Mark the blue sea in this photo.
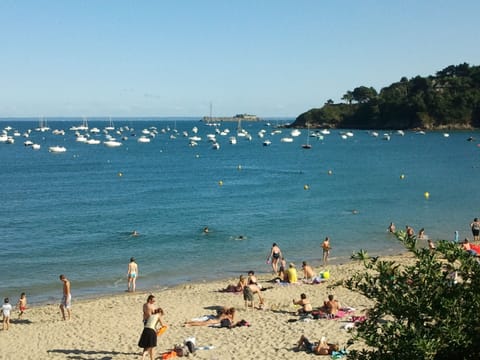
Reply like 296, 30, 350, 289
1, 118, 479, 305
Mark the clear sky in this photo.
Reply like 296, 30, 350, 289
1, 0, 479, 118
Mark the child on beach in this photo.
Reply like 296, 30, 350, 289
17, 292, 27, 318
2, 298, 13, 330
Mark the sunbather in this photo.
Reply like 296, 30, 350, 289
296, 334, 339, 355
184, 307, 235, 327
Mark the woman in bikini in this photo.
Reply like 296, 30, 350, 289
267, 243, 282, 274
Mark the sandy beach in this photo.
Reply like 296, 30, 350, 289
0, 254, 412, 360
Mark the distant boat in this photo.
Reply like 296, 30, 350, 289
105, 117, 115, 131
280, 137, 294, 143
383, 134, 391, 141
49, 146, 67, 153
104, 140, 122, 147
302, 125, 312, 149
291, 129, 301, 137
263, 139, 272, 146
137, 136, 151, 143
35, 117, 50, 132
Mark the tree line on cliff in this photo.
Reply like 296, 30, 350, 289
293, 63, 480, 130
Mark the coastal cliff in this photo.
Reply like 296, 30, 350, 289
291, 63, 480, 130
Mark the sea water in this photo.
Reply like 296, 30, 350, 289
1, 118, 479, 304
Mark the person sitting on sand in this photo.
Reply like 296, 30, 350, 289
184, 307, 235, 327
285, 263, 298, 283
462, 238, 478, 256
301, 261, 316, 283
278, 257, 287, 281
247, 270, 262, 288
293, 293, 313, 315
322, 294, 340, 316
221, 275, 245, 293
428, 239, 436, 252
296, 334, 340, 355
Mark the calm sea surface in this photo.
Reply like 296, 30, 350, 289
1, 118, 479, 304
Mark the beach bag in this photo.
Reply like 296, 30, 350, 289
184, 337, 196, 354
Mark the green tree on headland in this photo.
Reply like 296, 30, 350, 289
345, 232, 480, 360
293, 63, 480, 130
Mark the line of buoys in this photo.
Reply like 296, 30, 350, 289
304, 184, 310, 190
424, 191, 430, 199
218, 180, 223, 186
400, 174, 405, 179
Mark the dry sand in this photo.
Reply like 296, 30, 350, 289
0, 254, 412, 360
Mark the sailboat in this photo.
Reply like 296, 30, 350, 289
302, 124, 312, 149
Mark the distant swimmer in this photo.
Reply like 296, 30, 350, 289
388, 222, 396, 233
131, 230, 139, 237
203, 227, 209, 234
235, 235, 247, 240
352, 209, 359, 215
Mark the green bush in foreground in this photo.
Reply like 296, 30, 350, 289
345, 231, 480, 360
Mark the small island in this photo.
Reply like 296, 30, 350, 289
290, 63, 480, 130
202, 113, 260, 123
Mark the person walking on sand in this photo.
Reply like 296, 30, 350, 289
17, 292, 27, 318
59, 274, 72, 320
322, 237, 331, 265
138, 308, 166, 360
471, 218, 480, 242
127, 257, 138, 292
267, 243, 282, 274
2, 298, 12, 330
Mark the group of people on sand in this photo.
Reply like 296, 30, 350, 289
267, 240, 331, 283
222, 271, 265, 308
293, 293, 341, 317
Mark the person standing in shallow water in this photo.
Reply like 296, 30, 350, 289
470, 218, 480, 242
322, 237, 331, 265
267, 243, 282, 274
127, 257, 138, 292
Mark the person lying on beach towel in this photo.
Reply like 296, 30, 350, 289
295, 334, 340, 355
184, 307, 235, 327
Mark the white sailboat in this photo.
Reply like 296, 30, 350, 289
302, 124, 312, 149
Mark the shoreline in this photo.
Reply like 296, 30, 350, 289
25, 246, 408, 308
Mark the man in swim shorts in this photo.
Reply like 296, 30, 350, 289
59, 274, 71, 320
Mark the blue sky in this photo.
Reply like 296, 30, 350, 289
1, 0, 479, 118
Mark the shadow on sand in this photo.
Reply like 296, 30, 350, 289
47, 349, 138, 360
